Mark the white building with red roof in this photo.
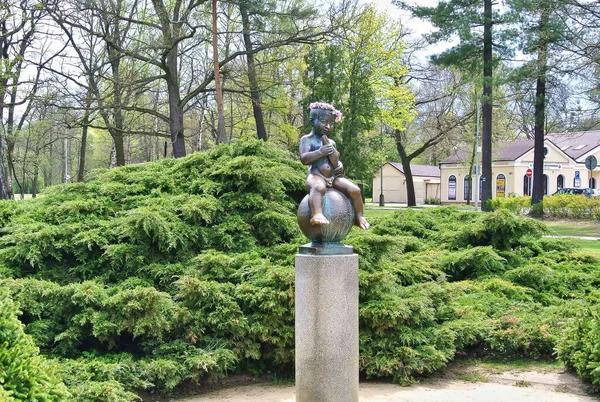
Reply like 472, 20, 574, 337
372, 162, 441, 204
438, 130, 600, 204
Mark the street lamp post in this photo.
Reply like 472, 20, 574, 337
379, 164, 385, 206
64, 138, 70, 183
379, 122, 385, 207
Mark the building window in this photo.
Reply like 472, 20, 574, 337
448, 175, 456, 200
523, 175, 532, 196
557, 175, 564, 190
543, 174, 548, 195
496, 174, 506, 198
463, 176, 471, 200
448, 175, 457, 200
590, 177, 597, 189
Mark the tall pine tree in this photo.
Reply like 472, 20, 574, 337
506, 0, 577, 208
398, 0, 509, 210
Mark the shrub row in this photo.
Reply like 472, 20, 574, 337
489, 193, 600, 219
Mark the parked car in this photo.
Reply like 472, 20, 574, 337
551, 188, 600, 197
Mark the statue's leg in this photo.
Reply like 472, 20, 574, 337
334, 178, 370, 230
307, 175, 329, 225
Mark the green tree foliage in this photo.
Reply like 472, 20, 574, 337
304, 5, 414, 183
1, 142, 600, 398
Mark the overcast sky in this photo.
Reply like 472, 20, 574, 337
374, 0, 439, 36
371, 0, 450, 58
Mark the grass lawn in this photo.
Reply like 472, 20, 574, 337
541, 219, 600, 237
363, 203, 438, 219
364, 206, 400, 219
577, 240, 600, 257
513, 217, 600, 257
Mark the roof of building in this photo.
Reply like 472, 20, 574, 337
439, 149, 468, 165
440, 130, 600, 165
388, 162, 441, 178
547, 131, 600, 161
494, 139, 536, 161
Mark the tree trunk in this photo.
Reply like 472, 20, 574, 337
0, 124, 13, 199
109, 142, 117, 168
44, 142, 53, 188
77, 104, 90, 181
111, 126, 126, 166
395, 129, 417, 207
239, 1, 267, 141
403, 161, 417, 207
212, 0, 227, 144
32, 165, 38, 198
112, 107, 126, 166
113, 131, 126, 168
0, 71, 11, 198
466, 107, 479, 206
531, 71, 546, 207
6, 76, 23, 197
32, 133, 41, 197
7, 140, 23, 198
532, 9, 549, 209
78, 124, 88, 181
481, 0, 493, 211
110, 57, 128, 166
166, 47, 187, 157
168, 88, 186, 157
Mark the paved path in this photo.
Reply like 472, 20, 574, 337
180, 370, 597, 402
544, 235, 600, 241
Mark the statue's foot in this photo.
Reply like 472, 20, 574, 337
356, 216, 370, 230
310, 213, 330, 225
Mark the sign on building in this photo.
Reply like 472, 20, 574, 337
496, 174, 506, 198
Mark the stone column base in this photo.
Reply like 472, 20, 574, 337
295, 253, 359, 402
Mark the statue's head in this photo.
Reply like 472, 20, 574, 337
308, 102, 342, 129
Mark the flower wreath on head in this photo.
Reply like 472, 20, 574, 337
309, 102, 343, 122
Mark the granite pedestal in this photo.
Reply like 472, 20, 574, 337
295, 253, 359, 402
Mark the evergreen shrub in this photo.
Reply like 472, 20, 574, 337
437, 246, 506, 281
1, 141, 599, 397
557, 306, 600, 391
424, 197, 440, 205
487, 195, 531, 214
0, 288, 69, 400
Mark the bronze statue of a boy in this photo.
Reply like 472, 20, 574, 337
299, 102, 369, 230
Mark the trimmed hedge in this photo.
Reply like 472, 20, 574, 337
489, 193, 600, 219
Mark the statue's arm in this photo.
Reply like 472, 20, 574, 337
334, 160, 344, 176
300, 136, 331, 166
323, 136, 340, 168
